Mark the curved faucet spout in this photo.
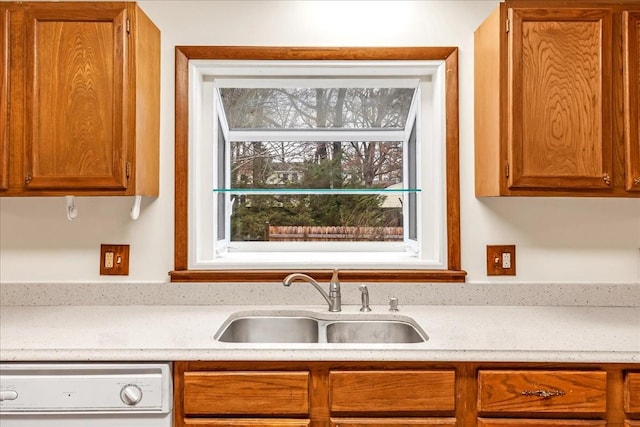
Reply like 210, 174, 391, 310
283, 271, 341, 312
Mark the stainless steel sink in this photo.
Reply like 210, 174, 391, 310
214, 310, 428, 344
325, 320, 425, 343
216, 316, 319, 343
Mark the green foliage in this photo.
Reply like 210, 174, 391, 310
230, 157, 393, 241
231, 195, 315, 241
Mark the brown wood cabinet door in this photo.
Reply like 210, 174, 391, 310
23, 4, 128, 191
507, 8, 613, 191
477, 420, 606, 427
182, 371, 310, 416
625, 10, 640, 192
477, 370, 607, 416
183, 420, 310, 427
329, 370, 455, 415
331, 418, 456, 427
626, 372, 640, 416
0, 7, 8, 191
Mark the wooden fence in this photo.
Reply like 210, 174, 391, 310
267, 225, 403, 242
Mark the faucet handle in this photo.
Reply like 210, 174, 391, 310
329, 269, 340, 291
359, 285, 372, 312
389, 297, 399, 312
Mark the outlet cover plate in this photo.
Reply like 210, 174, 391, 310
100, 244, 130, 276
486, 244, 516, 276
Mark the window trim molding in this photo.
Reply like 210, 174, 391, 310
172, 46, 465, 283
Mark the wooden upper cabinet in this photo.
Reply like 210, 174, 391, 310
0, 7, 8, 192
24, 4, 127, 190
508, 8, 612, 191
624, 10, 640, 192
2, 2, 159, 196
475, 2, 638, 197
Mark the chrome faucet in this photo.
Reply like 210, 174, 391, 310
283, 269, 341, 312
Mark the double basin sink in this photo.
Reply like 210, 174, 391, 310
214, 310, 428, 344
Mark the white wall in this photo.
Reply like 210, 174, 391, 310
1, 1, 639, 284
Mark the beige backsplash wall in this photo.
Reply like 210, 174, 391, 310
0, 1, 639, 285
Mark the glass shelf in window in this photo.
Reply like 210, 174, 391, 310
213, 188, 421, 195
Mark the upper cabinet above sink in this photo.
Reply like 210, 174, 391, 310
474, 1, 640, 197
0, 2, 160, 197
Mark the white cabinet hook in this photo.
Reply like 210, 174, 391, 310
130, 195, 142, 220
65, 195, 78, 220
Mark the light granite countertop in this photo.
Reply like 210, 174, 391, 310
1, 304, 638, 363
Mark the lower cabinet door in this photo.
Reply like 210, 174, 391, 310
331, 419, 456, 427
329, 370, 456, 415
477, 370, 607, 416
626, 421, 640, 427
183, 420, 310, 427
183, 371, 310, 416
477, 420, 607, 427
626, 372, 640, 416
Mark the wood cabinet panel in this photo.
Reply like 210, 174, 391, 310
1, 2, 159, 197
508, 8, 613, 191
474, 2, 639, 197
330, 418, 456, 427
183, 371, 310, 416
624, 10, 640, 191
329, 370, 455, 415
0, 7, 8, 191
478, 420, 607, 427
477, 370, 607, 416
174, 361, 640, 427
23, 4, 127, 190
183, 420, 310, 427
626, 372, 640, 415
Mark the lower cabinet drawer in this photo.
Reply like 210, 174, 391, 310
183, 420, 310, 427
477, 370, 607, 416
329, 370, 456, 415
331, 419, 456, 427
626, 372, 640, 416
627, 421, 640, 427
477, 420, 607, 427
183, 371, 310, 416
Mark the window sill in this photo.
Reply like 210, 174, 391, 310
169, 269, 467, 283
204, 250, 442, 269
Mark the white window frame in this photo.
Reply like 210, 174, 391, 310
187, 60, 448, 270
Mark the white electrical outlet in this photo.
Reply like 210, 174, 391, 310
502, 252, 511, 269
104, 252, 115, 268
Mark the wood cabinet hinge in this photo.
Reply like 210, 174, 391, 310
126, 19, 131, 35
505, 162, 510, 178
126, 162, 131, 179
505, 18, 510, 33
25, 173, 32, 185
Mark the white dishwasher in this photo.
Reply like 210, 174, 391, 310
0, 362, 172, 426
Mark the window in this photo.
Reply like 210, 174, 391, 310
173, 47, 464, 283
